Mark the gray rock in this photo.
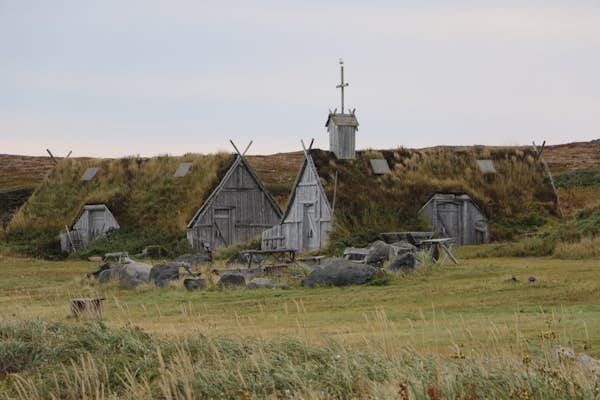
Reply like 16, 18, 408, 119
183, 278, 207, 291
87, 262, 115, 279
387, 252, 416, 271
301, 259, 377, 288
97, 269, 113, 283
551, 345, 575, 361
121, 262, 152, 281
247, 277, 275, 289
576, 353, 600, 376
120, 275, 145, 289
117, 262, 152, 288
365, 240, 391, 265
246, 277, 289, 289
150, 264, 180, 287
217, 274, 246, 288
225, 252, 262, 266
174, 253, 212, 265
389, 240, 417, 255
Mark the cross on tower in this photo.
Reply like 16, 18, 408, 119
336, 59, 349, 114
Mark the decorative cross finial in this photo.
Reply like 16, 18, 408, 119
335, 58, 349, 114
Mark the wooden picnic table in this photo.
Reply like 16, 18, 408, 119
419, 238, 459, 266
239, 249, 296, 269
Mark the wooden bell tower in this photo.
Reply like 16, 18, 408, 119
326, 59, 358, 160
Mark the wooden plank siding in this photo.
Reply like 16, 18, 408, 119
187, 155, 282, 251
60, 204, 120, 252
262, 152, 332, 252
418, 193, 489, 246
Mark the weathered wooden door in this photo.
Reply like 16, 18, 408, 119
436, 202, 460, 244
213, 209, 232, 248
301, 203, 315, 251
88, 210, 105, 240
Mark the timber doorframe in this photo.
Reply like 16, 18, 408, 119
213, 208, 233, 247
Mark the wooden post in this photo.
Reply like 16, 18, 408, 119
331, 171, 338, 214
533, 141, 564, 218
46, 149, 58, 165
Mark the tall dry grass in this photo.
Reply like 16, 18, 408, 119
1, 314, 598, 399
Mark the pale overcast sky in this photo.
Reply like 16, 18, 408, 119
1, 1, 599, 157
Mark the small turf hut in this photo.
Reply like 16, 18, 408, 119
187, 147, 283, 251
418, 193, 489, 246
60, 204, 119, 252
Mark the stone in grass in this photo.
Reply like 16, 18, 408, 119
149, 264, 180, 287
365, 240, 391, 265
301, 259, 377, 288
118, 262, 153, 288
246, 277, 290, 290
217, 274, 246, 288
183, 278, 207, 291
387, 252, 416, 272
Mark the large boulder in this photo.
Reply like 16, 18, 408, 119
301, 259, 377, 288
184, 278, 207, 291
387, 252, 416, 272
150, 264, 180, 287
365, 241, 391, 265
217, 274, 246, 288
118, 262, 152, 288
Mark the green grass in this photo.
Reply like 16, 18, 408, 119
555, 167, 600, 189
0, 255, 599, 398
0, 255, 598, 350
459, 202, 600, 259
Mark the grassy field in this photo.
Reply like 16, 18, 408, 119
1, 255, 599, 352
1, 255, 599, 398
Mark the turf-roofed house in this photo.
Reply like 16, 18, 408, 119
263, 62, 559, 252
60, 204, 120, 252
186, 142, 283, 251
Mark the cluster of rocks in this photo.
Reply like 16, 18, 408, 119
87, 256, 290, 291
88, 259, 202, 289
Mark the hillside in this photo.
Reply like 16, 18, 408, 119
543, 141, 600, 215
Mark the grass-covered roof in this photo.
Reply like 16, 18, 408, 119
306, 147, 557, 251
5, 146, 557, 257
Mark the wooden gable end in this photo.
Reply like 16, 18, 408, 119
187, 155, 283, 250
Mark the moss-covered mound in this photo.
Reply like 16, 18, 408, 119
6, 154, 234, 257
309, 147, 557, 251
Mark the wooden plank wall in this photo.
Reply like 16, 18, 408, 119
188, 160, 281, 251
262, 159, 332, 251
